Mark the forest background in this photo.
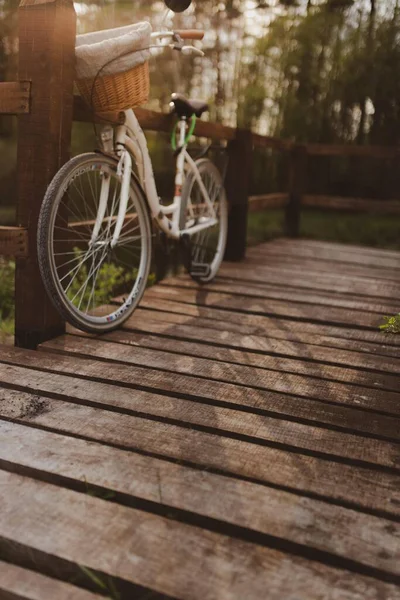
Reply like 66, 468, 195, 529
1, 0, 400, 241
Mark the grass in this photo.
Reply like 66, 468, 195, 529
380, 314, 400, 334
0, 206, 16, 226
247, 208, 400, 250
0, 259, 15, 345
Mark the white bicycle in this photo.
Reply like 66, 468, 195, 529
37, 0, 228, 334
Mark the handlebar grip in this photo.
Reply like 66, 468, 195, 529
175, 29, 205, 40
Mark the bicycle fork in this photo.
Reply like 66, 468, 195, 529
89, 149, 132, 249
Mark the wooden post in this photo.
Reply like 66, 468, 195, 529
224, 129, 253, 262
285, 144, 307, 238
15, 0, 76, 349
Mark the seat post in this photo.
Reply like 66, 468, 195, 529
177, 117, 188, 147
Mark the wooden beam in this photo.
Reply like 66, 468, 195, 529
15, 0, 76, 350
248, 193, 289, 212
252, 132, 292, 151
302, 195, 400, 214
0, 226, 28, 258
225, 129, 253, 261
306, 143, 400, 158
286, 145, 307, 237
73, 95, 236, 141
0, 81, 31, 114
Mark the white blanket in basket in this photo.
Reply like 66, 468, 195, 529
75, 22, 152, 80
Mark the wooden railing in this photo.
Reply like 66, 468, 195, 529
0, 0, 399, 348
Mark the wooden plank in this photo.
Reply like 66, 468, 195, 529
248, 193, 289, 212
2, 349, 400, 445
2, 470, 398, 600
161, 276, 399, 314
0, 82, 30, 115
138, 296, 400, 348
306, 143, 400, 158
15, 0, 76, 348
26, 336, 400, 417
303, 194, 400, 214
41, 332, 400, 399
97, 324, 400, 378
144, 285, 386, 328
0, 227, 28, 258
266, 238, 400, 260
1, 385, 400, 517
122, 306, 400, 359
218, 264, 400, 301
243, 253, 400, 282
2, 421, 400, 576
248, 241, 400, 270
0, 561, 102, 600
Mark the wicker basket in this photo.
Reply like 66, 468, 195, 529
76, 60, 150, 117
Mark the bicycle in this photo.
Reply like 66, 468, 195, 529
37, 0, 228, 334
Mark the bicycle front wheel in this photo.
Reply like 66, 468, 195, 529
37, 153, 152, 333
180, 158, 228, 283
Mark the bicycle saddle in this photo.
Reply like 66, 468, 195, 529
170, 93, 209, 118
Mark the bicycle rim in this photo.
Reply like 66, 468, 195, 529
181, 159, 228, 283
38, 154, 151, 332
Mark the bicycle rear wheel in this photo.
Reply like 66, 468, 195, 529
180, 158, 228, 283
37, 153, 152, 333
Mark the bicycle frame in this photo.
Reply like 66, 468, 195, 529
107, 108, 217, 244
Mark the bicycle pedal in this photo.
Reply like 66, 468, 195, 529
190, 262, 211, 278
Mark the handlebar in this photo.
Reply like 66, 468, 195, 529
175, 30, 205, 40
150, 29, 205, 57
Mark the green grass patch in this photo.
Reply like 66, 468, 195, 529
380, 314, 400, 334
0, 259, 15, 345
0, 206, 16, 226
247, 208, 400, 251
300, 209, 400, 250
247, 209, 285, 246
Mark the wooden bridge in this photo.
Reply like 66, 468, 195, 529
1, 0, 400, 597
1, 238, 400, 599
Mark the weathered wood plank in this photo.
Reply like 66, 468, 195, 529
266, 238, 400, 260
137, 297, 400, 348
2, 470, 398, 600
0, 81, 30, 115
0, 561, 102, 600
3, 354, 400, 446
4, 347, 400, 422
144, 285, 386, 328
161, 276, 399, 314
0, 227, 28, 258
40, 333, 400, 398
1, 388, 400, 518
248, 241, 400, 270
243, 254, 400, 282
2, 421, 400, 576
218, 264, 400, 301
86, 325, 400, 378
122, 307, 400, 359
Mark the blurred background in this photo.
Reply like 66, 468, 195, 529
1, 0, 400, 246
